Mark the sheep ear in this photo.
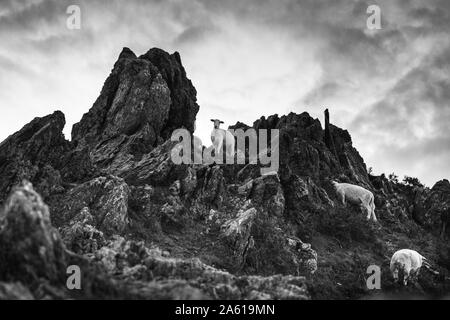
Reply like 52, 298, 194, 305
210, 119, 215, 122
220, 121, 224, 124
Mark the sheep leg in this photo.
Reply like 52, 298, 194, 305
403, 268, 410, 286
392, 268, 399, 282
372, 209, 377, 222
358, 198, 370, 220
365, 204, 371, 220
414, 268, 420, 281
339, 193, 346, 206
370, 204, 376, 221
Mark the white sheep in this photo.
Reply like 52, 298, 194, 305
390, 249, 426, 286
210, 119, 235, 159
332, 181, 377, 221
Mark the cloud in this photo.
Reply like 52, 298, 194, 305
350, 44, 450, 185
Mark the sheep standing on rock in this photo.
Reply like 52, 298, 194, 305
332, 181, 377, 222
210, 119, 235, 160
390, 249, 427, 286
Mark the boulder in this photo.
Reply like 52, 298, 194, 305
0, 181, 67, 285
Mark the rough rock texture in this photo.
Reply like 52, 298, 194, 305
0, 181, 67, 285
52, 175, 130, 235
139, 48, 200, 139
415, 179, 450, 237
60, 207, 106, 255
71, 47, 199, 175
93, 236, 309, 300
1, 47, 449, 300
247, 112, 371, 187
250, 173, 285, 217
0, 111, 68, 202
0, 282, 34, 300
221, 206, 256, 267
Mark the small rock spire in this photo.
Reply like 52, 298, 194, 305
324, 108, 340, 166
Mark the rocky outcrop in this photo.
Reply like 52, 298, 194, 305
52, 175, 130, 235
415, 179, 450, 237
60, 207, 106, 255
0, 111, 68, 202
94, 236, 309, 300
1, 46, 449, 300
71, 47, 199, 175
139, 48, 200, 139
120, 140, 189, 186
249, 173, 285, 217
195, 165, 227, 209
72, 48, 170, 150
232, 111, 371, 187
0, 181, 67, 285
221, 206, 256, 267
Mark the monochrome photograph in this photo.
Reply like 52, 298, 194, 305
0, 0, 449, 308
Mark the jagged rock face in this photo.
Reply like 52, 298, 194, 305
328, 124, 370, 186
139, 48, 199, 139
94, 236, 309, 300
249, 173, 285, 217
221, 206, 256, 267
71, 47, 199, 173
0, 111, 68, 201
241, 111, 371, 186
370, 176, 450, 237
60, 207, 106, 255
417, 180, 450, 236
120, 140, 190, 186
195, 165, 227, 208
0, 182, 67, 285
72, 48, 169, 149
2, 47, 450, 300
52, 175, 129, 235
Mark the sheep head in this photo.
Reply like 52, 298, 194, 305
210, 119, 224, 129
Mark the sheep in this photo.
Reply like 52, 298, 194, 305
210, 119, 235, 160
332, 181, 377, 222
390, 249, 427, 285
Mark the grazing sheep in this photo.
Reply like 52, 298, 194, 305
332, 181, 377, 221
390, 249, 426, 285
210, 119, 235, 159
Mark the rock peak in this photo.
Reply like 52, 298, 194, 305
70, 47, 199, 173
118, 47, 137, 60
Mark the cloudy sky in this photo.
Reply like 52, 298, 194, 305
0, 0, 449, 186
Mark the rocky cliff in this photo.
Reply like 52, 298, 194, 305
0, 47, 449, 299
